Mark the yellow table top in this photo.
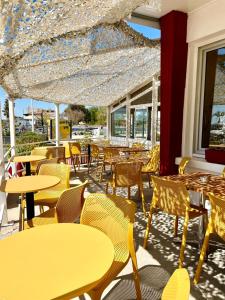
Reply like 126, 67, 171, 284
0, 224, 114, 300
0, 175, 60, 194
13, 155, 46, 163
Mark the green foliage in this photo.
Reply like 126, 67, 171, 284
3, 99, 9, 119
63, 105, 106, 125
15, 131, 48, 155
88, 106, 106, 125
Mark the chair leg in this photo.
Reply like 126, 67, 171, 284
179, 213, 189, 268
174, 216, 179, 237
112, 186, 116, 195
20, 195, 26, 231
128, 186, 131, 199
194, 222, 213, 284
147, 173, 151, 189
139, 184, 146, 217
39, 205, 44, 214
143, 205, 154, 248
106, 182, 109, 193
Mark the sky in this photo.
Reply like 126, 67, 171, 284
0, 22, 160, 118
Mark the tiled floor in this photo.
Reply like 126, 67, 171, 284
1, 165, 225, 300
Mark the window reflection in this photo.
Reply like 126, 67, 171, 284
134, 109, 147, 138
202, 46, 225, 147
111, 106, 126, 137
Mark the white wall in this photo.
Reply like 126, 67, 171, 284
187, 0, 225, 43
181, 0, 225, 172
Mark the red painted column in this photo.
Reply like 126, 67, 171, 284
159, 11, 188, 175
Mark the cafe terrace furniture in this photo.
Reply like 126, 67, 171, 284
80, 193, 142, 300
0, 175, 60, 222
174, 156, 191, 237
25, 181, 87, 229
34, 146, 66, 163
33, 163, 70, 210
35, 157, 59, 174
194, 193, 225, 284
69, 142, 89, 171
143, 176, 207, 268
13, 154, 46, 176
106, 161, 146, 216
30, 148, 49, 173
141, 145, 160, 188
164, 172, 225, 197
178, 157, 191, 175
0, 223, 114, 300
162, 268, 190, 300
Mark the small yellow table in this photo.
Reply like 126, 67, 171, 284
0, 224, 114, 300
0, 175, 60, 220
13, 155, 46, 176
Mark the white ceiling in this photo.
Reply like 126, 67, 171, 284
135, 0, 214, 18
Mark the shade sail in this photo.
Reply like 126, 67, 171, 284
0, 1, 160, 106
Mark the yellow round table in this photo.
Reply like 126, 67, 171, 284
0, 224, 114, 300
0, 175, 60, 220
13, 155, 46, 176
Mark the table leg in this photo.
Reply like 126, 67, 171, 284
25, 161, 34, 220
25, 162, 31, 176
26, 192, 35, 220
87, 144, 91, 171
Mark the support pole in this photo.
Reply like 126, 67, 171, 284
31, 99, 34, 132
8, 98, 16, 176
126, 95, 131, 146
55, 103, 60, 146
106, 106, 111, 140
151, 76, 158, 146
0, 102, 8, 225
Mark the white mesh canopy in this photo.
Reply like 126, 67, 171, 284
0, 0, 160, 106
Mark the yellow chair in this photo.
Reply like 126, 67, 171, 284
106, 161, 146, 216
143, 176, 207, 267
30, 148, 48, 174
162, 268, 190, 300
141, 145, 160, 188
25, 181, 87, 229
132, 142, 144, 149
194, 193, 225, 284
178, 157, 191, 175
99, 147, 120, 181
34, 163, 71, 208
80, 193, 142, 300
35, 158, 59, 174
20, 163, 71, 230
69, 142, 88, 171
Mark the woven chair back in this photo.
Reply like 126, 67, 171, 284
80, 193, 136, 263
208, 193, 225, 240
103, 147, 120, 159
178, 157, 191, 175
132, 142, 144, 149
151, 176, 190, 217
91, 144, 100, 158
36, 158, 59, 174
144, 146, 160, 172
69, 142, 81, 156
115, 161, 142, 187
38, 163, 70, 191
56, 181, 87, 223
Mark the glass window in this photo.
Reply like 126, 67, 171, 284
111, 106, 126, 137
134, 109, 147, 138
201, 46, 225, 148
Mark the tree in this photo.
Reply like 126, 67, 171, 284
3, 99, 9, 119
63, 104, 91, 124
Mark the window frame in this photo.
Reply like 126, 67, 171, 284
194, 39, 225, 154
